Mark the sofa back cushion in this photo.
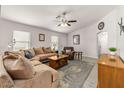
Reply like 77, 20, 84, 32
64, 47, 74, 51
3, 53, 34, 80
43, 47, 52, 53
33, 47, 44, 55
0, 55, 14, 88
65, 49, 71, 53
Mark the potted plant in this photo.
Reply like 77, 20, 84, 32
109, 47, 117, 55
109, 47, 117, 61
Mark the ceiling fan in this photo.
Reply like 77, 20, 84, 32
56, 12, 77, 27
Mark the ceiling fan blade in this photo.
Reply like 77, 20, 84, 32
67, 23, 71, 26
57, 24, 61, 26
68, 20, 77, 23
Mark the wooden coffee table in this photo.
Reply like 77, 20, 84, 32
48, 55, 68, 69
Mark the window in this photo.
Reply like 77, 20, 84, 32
51, 36, 59, 51
13, 31, 31, 51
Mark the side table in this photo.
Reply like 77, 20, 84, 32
74, 51, 83, 61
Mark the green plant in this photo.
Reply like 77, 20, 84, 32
109, 47, 117, 52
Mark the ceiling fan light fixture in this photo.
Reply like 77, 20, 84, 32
56, 12, 77, 27
60, 23, 68, 27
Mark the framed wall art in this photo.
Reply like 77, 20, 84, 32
39, 34, 45, 41
73, 35, 80, 45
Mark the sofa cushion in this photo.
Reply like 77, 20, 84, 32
30, 54, 47, 61
30, 56, 41, 61
34, 64, 58, 82
3, 54, 34, 80
24, 50, 33, 59
33, 47, 44, 55
44, 53, 56, 57
29, 60, 42, 66
14, 79, 33, 88
0, 55, 14, 88
33, 53, 56, 61
38, 54, 48, 60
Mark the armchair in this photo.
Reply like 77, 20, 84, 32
62, 47, 74, 60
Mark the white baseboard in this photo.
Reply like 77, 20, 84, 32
82, 56, 98, 63
82, 56, 98, 60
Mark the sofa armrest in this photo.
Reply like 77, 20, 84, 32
0, 55, 14, 88
71, 51, 76, 55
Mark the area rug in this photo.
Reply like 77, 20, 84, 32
58, 60, 95, 88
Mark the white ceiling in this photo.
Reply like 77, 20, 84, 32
1, 5, 117, 33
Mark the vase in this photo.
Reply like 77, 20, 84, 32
110, 52, 116, 61
110, 51, 116, 55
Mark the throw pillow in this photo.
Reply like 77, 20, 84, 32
46, 47, 52, 53
33, 47, 44, 55
3, 54, 34, 80
19, 48, 36, 57
0, 55, 14, 88
66, 49, 71, 53
24, 50, 33, 59
42, 47, 52, 53
26, 48, 35, 57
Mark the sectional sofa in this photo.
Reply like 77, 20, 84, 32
0, 47, 59, 88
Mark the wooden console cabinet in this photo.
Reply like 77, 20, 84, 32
97, 54, 124, 88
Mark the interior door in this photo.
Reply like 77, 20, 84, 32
97, 31, 108, 57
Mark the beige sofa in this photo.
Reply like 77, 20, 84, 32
0, 55, 59, 88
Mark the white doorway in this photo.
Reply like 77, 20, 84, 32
97, 31, 108, 57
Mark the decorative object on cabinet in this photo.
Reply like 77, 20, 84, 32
118, 17, 124, 36
73, 35, 80, 45
109, 47, 117, 61
109, 47, 117, 55
39, 34, 45, 41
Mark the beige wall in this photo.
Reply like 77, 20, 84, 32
1, 6, 124, 60
67, 22, 98, 58
67, 8, 118, 59
0, 18, 67, 53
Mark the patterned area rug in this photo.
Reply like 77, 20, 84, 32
58, 60, 95, 88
